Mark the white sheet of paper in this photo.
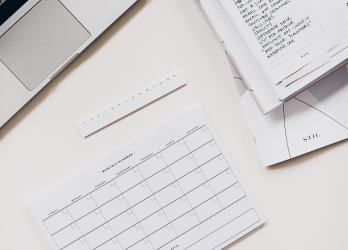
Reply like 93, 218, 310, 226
218, 0, 335, 83
234, 65, 348, 167
316, 0, 348, 50
30, 107, 265, 250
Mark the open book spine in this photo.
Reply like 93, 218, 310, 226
197, 0, 282, 113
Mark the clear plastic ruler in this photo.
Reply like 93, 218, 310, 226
77, 72, 186, 138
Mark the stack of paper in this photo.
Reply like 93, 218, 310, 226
199, 0, 348, 112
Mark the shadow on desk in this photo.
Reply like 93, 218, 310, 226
0, 0, 148, 141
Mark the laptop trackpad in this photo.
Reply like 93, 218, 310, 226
0, 0, 90, 90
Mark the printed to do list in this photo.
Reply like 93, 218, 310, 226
31, 108, 265, 250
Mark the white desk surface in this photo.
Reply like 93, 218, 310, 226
1, 1, 348, 249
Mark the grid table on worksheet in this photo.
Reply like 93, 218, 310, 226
40, 126, 261, 250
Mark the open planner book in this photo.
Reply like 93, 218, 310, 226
199, 0, 348, 113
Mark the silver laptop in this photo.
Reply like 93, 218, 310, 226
0, 0, 137, 128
